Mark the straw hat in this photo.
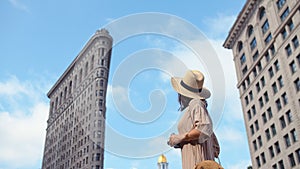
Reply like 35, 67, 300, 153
171, 70, 211, 99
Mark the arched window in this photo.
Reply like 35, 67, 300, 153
91, 55, 94, 70
258, 7, 266, 20
64, 86, 68, 100
237, 41, 243, 52
69, 81, 72, 95
74, 75, 77, 90
85, 62, 89, 76
247, 25, 254, 37
79, 69, 83, 82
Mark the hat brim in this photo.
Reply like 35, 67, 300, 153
171, 77, 211, 99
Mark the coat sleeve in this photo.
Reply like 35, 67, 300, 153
190, 101, 213, 143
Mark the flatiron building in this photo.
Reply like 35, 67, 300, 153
41, 29, 112, 169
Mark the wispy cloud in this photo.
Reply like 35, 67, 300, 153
0, 75, 50, 169
203, 14, 236, 39
8, 0, 30, 13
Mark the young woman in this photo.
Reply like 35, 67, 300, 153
168, 70, 220, 169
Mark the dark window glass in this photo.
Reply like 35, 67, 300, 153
259, 7, 266, 20
266, 128, 271, 140
253, 51, 259, 62
262, 20, 269, 34
271, 124, 276, 136
240, 53, 246, 65
281, 28, 287, 39
288, 153, 296, 167
285, 110, 292, 123
289, 61, 297, 74
277, 0, 286, 9
292, 36, 299, 49
275, 141, 281, 154
250, 38, 257, 50
294, 78, 300, 92
269, 146, 275, 158
265, 33, 272, 44
285, 44, 292, 56
280, 116, 286, 129
280, 7, 290, 21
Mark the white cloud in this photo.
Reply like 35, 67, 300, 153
8, 0, 30, 13
0, 75, 50, 169
203, 14, 236, 39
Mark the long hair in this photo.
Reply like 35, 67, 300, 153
178, 94, 208, 111
178, 94, 193, 111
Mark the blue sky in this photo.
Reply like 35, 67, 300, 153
0, 0, 251, 169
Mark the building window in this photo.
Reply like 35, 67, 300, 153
276, 99, 282, 111
269, 67, 274, 78
247, 110, 252, 120
266, 129, 271, 140
285, 44, 292, 56
250, 125, 255, 135
280, 7, 290, 21
261, 152, 266, 164
280, 116, 286, 129
286, 110, 292, 123
278, 160, 284, 169
240, 53, 246, 65
281, 92, 288, 105
281, 28, 287, 40
259, 7, 266, 20
85, 62, 89, 76
253, 68, 258, 77
258, 136, 263, 147
271, 124, 277, 136
259, 97, 264, 108
284, 134, 291, 147
275, 141, 281, 154
255, 120, 259, 131
252, 105, 256, 115
267, 107, 273, 119
252, 51, 259, 62
257, 61, 262, 71
262, 113, 267, 124
274, 60, 280, 72
288, 153, 296, 167
272, 82, 278, 94
291, 129, 298, 142
287, 20, 294, 31
95, 153, 100, 161
294, 78, 300, 92
242, 82, 246, 91
276, 0, 286, 10
270, 44, 276, 55
248, 25, 254, 37
237, 41, 243, 52
265, 33, 272, 44
269, 146, 275, 158
261, 76, 266, 87
256, 83, 261, 93
249, 91, 253, 100
272, 164, 277, 169
265, 52, 271, 62
289, 61, 297, 74
256, 156, 261, 168
250, 38, 257, 50
292, 36, 299, 49
246, 77, 250, 86
278, 76, 284, 88
262, 20, 269, 34
296, 149, 300, 164
264, 92, 269, 103
242, 66, 248, 75
253, 140, 258, 151
245, 96, 249, 105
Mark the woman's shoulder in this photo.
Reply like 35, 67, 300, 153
188, 98, 207, 108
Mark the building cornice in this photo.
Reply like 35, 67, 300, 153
223, 0, 258, 49
47, 29, 112, 98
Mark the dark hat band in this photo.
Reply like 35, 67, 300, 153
180, 80, 202, 93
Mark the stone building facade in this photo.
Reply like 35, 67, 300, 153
41, 29, 112, 169
224, 0, 300, 168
